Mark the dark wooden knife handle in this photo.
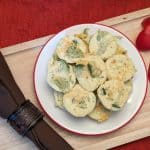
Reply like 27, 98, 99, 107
0, 52, 25, 107
0, 52, 73, 150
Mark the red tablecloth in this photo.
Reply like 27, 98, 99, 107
0, 0, 150, 149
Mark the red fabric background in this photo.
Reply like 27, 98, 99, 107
0, 0, 150, 48
0, 0, 150, 149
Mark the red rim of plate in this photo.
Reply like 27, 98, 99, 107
33, 23, 148, 136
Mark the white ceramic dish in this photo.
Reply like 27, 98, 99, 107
34, 24, 148, 135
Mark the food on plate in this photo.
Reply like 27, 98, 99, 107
89, 30, 117, 60
47, 57, 76, 93
115, 44, 127, 54
63, 84, 96, 117
75, 28, 91, 44
75, 55, 107, 91
56, 35, 88, 63
47, 27, 136, 122
106, 54, 136, 81
54, 91, 64, 109
97, 79, 132, 111
88, 101, 111, 122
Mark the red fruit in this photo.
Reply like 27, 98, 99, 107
142, 17, 150, 28
144, 25, 150, 34
136, 25, 150, 51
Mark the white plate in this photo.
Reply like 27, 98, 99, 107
34, 24, 148, 135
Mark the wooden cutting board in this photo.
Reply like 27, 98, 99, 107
0, 8, 150, 150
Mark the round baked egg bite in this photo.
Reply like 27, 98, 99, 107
89, 30, 117, 60
56, 35, 88, 63
106, 54, 136, 81
63, 84, 96, 117
53, 91, 64, 109
75, 55, 107, 91
47, 56, 76, 93
97, 79, 132, 111
88, 101, 111, 122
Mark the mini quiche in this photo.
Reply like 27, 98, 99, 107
54, 91, 64, 109
97, 79, 132, 111
47, 57, 76, 93
106, 54, 136, 81
88, 101, 111, 122
89, 30, 117, 60
56, 35, 88, 63
75, 55, 107, 91
75, 28, 91, 44
63, 84, 96, 117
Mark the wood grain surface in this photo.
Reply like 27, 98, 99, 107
0, 8, 150, 150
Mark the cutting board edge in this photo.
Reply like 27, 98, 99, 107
0, 8, 150, 56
